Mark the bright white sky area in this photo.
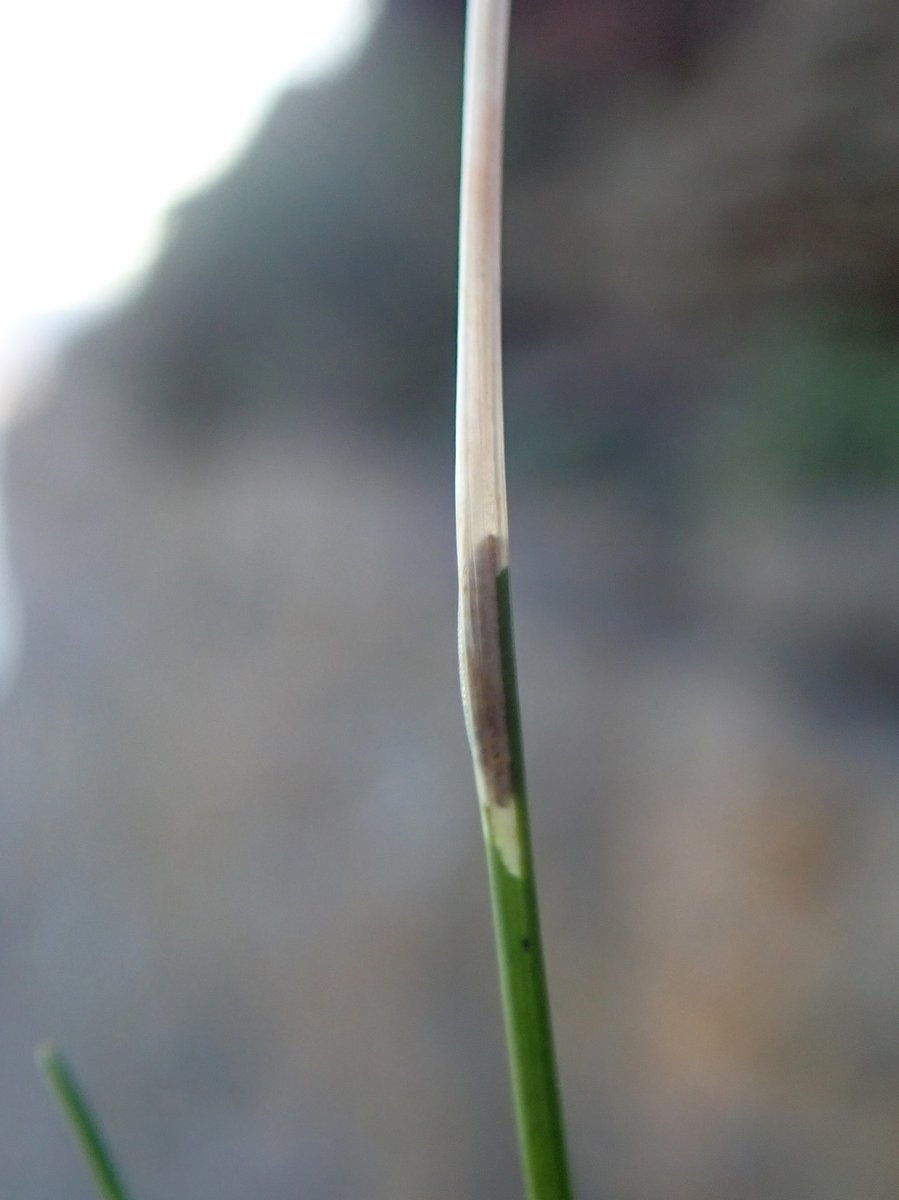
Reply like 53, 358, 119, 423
0, 0, 375, 406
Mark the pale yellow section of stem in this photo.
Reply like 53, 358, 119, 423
485, 802, 523, 878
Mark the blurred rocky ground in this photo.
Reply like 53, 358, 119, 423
4, 1, 899, 1198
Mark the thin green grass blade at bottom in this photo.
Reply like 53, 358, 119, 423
36, 1044, 134, 1200
484, 566, 574, 1200
486, 842, 575, 1199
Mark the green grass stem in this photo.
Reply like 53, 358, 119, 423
487, 567, 575, 1198
455, 1, 575, 1196
36, 1044, 134, 1200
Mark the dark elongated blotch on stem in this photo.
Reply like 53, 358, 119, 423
460, 532, 514, 808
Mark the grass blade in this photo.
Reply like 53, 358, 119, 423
455, 2, 575, 1197
36, 1044, 134, 1200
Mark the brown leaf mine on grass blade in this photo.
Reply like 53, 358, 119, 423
460, 532, 513, 808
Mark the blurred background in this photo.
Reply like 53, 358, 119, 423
4, 0, 899, 1196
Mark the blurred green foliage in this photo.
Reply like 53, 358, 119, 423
706, 313, 899, 497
